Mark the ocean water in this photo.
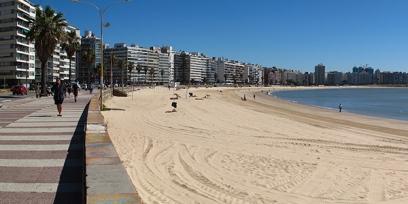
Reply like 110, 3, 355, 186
272, 88, 408, 121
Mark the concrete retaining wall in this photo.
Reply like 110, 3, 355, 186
85, 91, 142, 204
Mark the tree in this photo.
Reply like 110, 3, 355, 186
118, 59, 127, 89
61, 30, 80, 83
160, 69, 164, 84
135, 64, 141, 85
148, 67, 155, 85
81, 47, 95, 84
27, 6, 67, 95
143, 66, 148, 85
109, 53, 116, 87
96, 63, 102, 80
128, 61, 135, 85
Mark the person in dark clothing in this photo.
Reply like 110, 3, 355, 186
52, 78, 65, 116
34, 83, 40, 98
338, 104, 343, 112
72, 83, 79, 103
67, 84, 72, 97
64, 83, 67, 97
89, 83, 93, 94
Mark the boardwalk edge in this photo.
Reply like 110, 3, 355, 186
85, 92, 143, 204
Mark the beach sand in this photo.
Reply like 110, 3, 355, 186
103, 86, 408, 204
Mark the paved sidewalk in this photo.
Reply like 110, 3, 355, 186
0, 93, 92, 203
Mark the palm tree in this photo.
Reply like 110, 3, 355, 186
109, 53, 116, 88
148, 67, 155, 86
118, 59, 127, 90
27, 6, 67, 95
143, 66, 148, 85
127, 62, 135, 85
135, 64, 141, 85
96, 63, 102, 81
160, 69, 164, 84
81, 47, 95, 84
61, 30, 80, 83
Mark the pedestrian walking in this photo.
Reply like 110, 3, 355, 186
64, 83, 67, 97
89, 84, 93, 94
67, 84, 72, 97
253, 94, 256, 100
338, 103, 343, 112
72, 83, 79, 103
51, 78, 65, 117
35, 83, 40, 98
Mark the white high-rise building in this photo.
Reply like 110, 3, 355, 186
244, 63, 263, 84
174, 52, 209, 84
0, 0, 35, 87
104, 43, 174, 84
215, 58, 245, 83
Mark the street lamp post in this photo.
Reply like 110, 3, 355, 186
72, 0, 130, 110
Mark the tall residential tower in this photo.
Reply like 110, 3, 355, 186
0, 0, 36, 87
314, 63, 326, 85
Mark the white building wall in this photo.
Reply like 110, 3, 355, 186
0, 0, 36, 86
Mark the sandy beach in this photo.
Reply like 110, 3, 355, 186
103, 86, 408, 204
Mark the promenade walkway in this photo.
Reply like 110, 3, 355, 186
0, 92, 92, 203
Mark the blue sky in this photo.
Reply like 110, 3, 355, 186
33, 0, 408, 72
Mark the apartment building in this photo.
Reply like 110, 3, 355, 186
104, 43, 173, 85
77, 30, 101, 84
244, 63, 263, 84
0, 0, 35, 87
314, 63, 326, 85
174, 52, 209, 84
215, 58, 245, 83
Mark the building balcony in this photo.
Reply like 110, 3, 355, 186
16, 48, 29, 54
16, 57, 29, 62
17, 21, 30, 30
16, 13, 29, 21
16, 39, 30, 46
17, 4, 31, 15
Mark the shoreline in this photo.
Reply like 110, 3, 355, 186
232, 87, 408, 138
265, 86, 408, 122
103, 86, 408, 204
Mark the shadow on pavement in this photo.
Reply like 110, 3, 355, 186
54, 103, 89, 204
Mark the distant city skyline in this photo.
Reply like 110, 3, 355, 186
34, 0, 408, 72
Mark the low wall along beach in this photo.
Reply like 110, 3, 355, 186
103, 86, 408, 204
